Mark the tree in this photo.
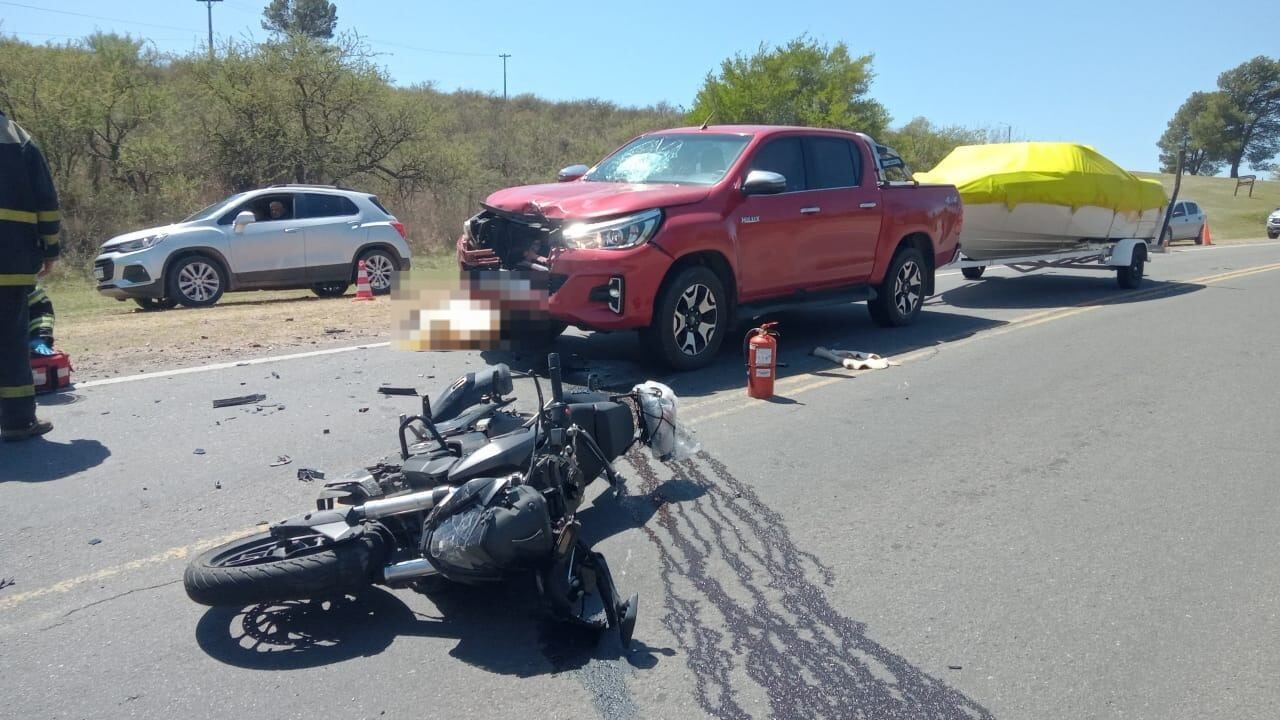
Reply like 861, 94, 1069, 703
688, 36, 889, 136
1213, 56, 1280, 177
262, 0, 338, 39
1157, 92, 1225, 176
883, 117, 989, 173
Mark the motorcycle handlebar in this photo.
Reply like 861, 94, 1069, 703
547, 352, 564, 404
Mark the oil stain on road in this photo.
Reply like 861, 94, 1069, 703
627, 450, 993, 720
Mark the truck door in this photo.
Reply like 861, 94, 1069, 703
296, 193, 365, 282
734, 136, 811, 299
221, 192, 306, 287
798, 136, 882, 285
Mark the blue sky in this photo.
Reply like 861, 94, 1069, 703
1, 0, 1274, 173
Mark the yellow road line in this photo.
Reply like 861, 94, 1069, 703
0, 526, 261, 612
684, 260, 1280, 425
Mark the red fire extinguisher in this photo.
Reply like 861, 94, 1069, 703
744, 322, 779, 399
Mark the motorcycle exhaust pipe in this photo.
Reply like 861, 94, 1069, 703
383, 558, 439, 584
357, 486, 452, 520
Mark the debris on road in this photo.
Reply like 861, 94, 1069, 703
812, 346, 898, 371
193, 448, 206, 455
271, 371, 280, 379
323, 428, 330, 434
358, 407, 369, 413
213, 393, 266, 408
88, 538, 101, 545
948, 665, 963, 670
324, 327, 347, 334
297, 468, 325, 482
0, 577, 14, 592
269, 455, 292, 467
378, 386, 418, 396
214, 481, 222, 490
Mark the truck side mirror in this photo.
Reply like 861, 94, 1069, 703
742, 170, 787, 195
233, 211, 256, 233
558, 164, 589, 182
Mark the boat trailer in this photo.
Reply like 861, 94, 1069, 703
942, 238, 1151, 290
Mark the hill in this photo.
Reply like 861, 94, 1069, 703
1134, 172, 1280, 242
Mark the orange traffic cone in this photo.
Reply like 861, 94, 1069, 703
1200, 221, 1213, 246
352, 260, 375, 301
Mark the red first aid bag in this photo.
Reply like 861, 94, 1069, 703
31, 351, 73, 393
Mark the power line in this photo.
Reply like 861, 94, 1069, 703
370, 38, 495, 59
0, 29, 187, 41
0, 1, 200, 34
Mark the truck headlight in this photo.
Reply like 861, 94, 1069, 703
561, 209, 662, 250
116, 233, 168, 253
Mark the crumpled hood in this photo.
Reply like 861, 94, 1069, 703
483, 181, 712, 220
101, 223, 182, 250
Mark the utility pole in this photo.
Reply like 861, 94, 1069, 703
499, 53, 512, 100
197, 0, 223, 57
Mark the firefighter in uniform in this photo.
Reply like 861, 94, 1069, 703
0, 109, 61, 441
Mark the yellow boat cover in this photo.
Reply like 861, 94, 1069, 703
916, 142, 1167, 214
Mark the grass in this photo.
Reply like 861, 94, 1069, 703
1134, 172, 1280, 242
39, 250, 459, 324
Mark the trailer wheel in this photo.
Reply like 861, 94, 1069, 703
961, 266, 985, 280
1117, 252, 1145, 290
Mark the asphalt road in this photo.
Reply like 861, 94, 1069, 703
4, 242, 1280, 719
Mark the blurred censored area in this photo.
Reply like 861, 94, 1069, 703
392, 269, 560, 352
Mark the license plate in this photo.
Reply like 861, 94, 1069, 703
93, 267, 105, 280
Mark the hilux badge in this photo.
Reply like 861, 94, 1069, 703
741, 216, 760, 224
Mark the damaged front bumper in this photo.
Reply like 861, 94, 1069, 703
456, 207, 672, 331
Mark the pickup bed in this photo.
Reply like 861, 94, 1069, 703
458, 125, 963, 370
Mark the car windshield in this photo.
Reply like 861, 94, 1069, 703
583, 134, 751, 186
182, 193, 246, 223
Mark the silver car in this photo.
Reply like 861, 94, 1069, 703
93, 185, 412, 309
1266, 207, 1279, 239
1165, 199, 1207, 245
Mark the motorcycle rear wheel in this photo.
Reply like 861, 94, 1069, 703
184, 531, 384, 607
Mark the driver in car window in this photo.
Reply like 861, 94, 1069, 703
267, 200, 286, 220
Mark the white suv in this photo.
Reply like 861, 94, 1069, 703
94, 185, 412, 309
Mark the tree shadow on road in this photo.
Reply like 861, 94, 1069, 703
0, 437, 110, 482
941, 273, 1205, 310
194, 583, 673, 677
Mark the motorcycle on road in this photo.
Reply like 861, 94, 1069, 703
183, 353, 689, 646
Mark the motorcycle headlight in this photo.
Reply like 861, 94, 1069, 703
116, 233, 168, 253
561, 209, 662, 250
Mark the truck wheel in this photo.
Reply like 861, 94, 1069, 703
357, 249, 397, 295
645, 265, 727, 371
1269, 231, 1280, 240
167, 255, 226, 308
961, 266, 985, 280
1117, 251, 1145, 289
868, 246, 926, 327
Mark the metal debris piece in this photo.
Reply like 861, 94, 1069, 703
297, 468, 326, 482
358, 407, 370, 413
323, 429, 330, 434
214, 481, 222, 490
0, 577, 14, 592
269, 455, 292, 467
324, 327, 346, 334
948, 665, 962, 670
271, 371, 280, 379
88, 538, 102, 545
213, 393, 266, 408
193, 448, 206, 455
378, 386, 418, 396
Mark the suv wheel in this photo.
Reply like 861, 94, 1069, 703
357, 249, 396, 295
312, 282, 350, 298
868, 246, 926, 327
1194, 225, 1204, 245
645, 265, 727, 371
168, 255, 226, 308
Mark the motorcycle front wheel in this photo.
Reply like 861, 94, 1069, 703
184, 531, 384, 607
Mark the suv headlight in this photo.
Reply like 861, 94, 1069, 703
115, 233, 168, 253
562, 209, 662, 250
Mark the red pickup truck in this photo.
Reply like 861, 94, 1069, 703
458, 125, 963, 369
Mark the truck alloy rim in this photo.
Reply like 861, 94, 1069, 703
673, 283, 718, 356
178, 261, 220, 301
895, 260, 922, 316
365, 254, 394, 290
